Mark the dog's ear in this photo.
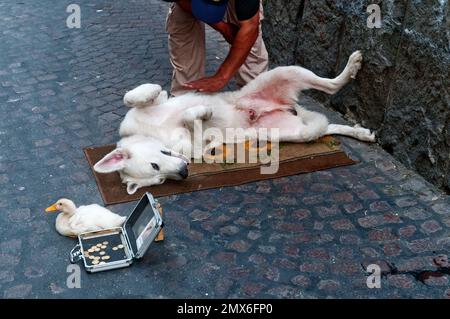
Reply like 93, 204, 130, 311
126, 182, 140, 195
126, 177, 166, 195
94, 148, 129, 173
126, 177, 165, 195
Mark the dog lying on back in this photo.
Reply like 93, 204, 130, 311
94, 51, 375, 194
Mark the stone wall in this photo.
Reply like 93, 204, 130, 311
261, 0, 450, 193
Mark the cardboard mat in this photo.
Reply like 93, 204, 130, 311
84, 137, 357, 205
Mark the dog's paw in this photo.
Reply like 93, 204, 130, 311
155, 90, 168, 105
124, 84, 162, 108
347, 51, 363, 79
200, 107, 213, 121
204, 109, 213, 121
355, 126, 376, 142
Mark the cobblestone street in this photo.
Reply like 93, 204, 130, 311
0, 0, 449, 298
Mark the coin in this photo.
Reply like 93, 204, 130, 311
88, 248, 95, 253
102, 256, 110, 260
84, 252, 90, 257
103, 241, 108, 245
95, 248, 101, 252
100, 251, 106, 255
94, 256, 100, 260
118, 244, 124, 249
92, 260, 99, 265
101, 245, 107, 249
96, 244, 102, 247
112, 247, 118, 251
89, 256, 95, 260
100, 261, 106, 264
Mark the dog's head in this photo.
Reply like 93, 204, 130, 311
94, 136, 189, 194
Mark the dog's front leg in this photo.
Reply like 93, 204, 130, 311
182, 106, 213, 130
182, 106, 214, 161
123, 84, 168, 108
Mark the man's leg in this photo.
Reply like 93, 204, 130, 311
166, 3, 206, 96
226, 1, 269, 88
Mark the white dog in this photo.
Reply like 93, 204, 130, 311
94, 51, 375, 194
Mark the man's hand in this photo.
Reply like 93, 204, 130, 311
178, 3, 260, 94
183, 74, 230, 93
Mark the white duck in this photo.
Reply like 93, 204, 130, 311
45, 198, 126, 237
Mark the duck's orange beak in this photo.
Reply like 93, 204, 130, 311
45, 204, 58, 213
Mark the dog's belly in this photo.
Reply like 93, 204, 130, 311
243, 108, 298, 129
236, 97, 297, 129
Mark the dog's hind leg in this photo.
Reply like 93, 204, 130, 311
255, 110, 375, 143
238, 51, 363, 108
326, 124, 375, 142
123, 84, 168, 108
256, 107, 330, 143
306, 51, 363, 95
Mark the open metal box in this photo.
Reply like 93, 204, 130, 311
69, 192, 164, 273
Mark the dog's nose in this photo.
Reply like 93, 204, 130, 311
179, 166, 189, 179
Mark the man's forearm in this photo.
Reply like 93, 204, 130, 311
216, 14, 260, 80
182, 9, 261, 93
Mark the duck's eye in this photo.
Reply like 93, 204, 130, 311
151, 163, 160, 171
161, 150, 171, 156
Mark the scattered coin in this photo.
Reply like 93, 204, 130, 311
101, 245, 107, 249
94, 256, 100, 260
95, 248, 101, 252
88, 248, 95, 253
96, 244, 102, 247
112, 247, 118, 251
103, 241, 108, 245
118, 244, 124, 249
89, 256, 95, 260
100, 251, 106, 255
92, 260, 99, 265
100, 261, 106, 264
102, 256, 110, 260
